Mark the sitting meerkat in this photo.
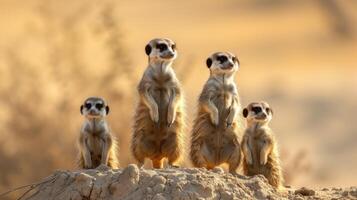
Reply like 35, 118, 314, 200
131, 38, 184, 169
190, 52, 242, 174
242, 102, 283, 189
78, 97, 119, 169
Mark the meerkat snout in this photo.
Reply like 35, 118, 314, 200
80, 97, 109, 119
145, 38, 177, 61
206, 52, 239, 74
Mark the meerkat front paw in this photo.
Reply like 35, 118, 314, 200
210, 113, 219, 127
260, 156, 268, 165
149, 108, 159, 123
167, 109, 176, 127
226, 119, 233, 128
246, 156, 253, 165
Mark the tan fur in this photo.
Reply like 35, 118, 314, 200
242, 102, 283, 189
77, 97, 119, 169
78, 135, 119, 169
190, 52, 242, 173
131, 38, 184, 168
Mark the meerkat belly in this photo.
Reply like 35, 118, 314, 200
202, 131, 235, 164
152, 87, 170, 123
250, 136, 266, 170
87, 135, 104, 165
213, 92, 232, 125
201, 135, 216, 164
142, 132, 173, 158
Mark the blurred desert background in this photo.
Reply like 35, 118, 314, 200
0, 0, 356, 198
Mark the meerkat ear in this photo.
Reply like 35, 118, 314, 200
105, 105, 110, 115
235, 57, 240, 66
206, 58, 212, 68
145, 44, 152, 55
80, 105, 84, 115
243, 108, 248, 118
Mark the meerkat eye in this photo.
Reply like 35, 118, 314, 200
85, 103, 92, 109
156, 43, 168, 52
95, 103, 104, 110
252, 106, 262, 114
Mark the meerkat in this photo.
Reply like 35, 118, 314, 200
131, 38, 184, 169
190, 52, 242, 174
242, 102, 283, 189
78, 97, 119, 169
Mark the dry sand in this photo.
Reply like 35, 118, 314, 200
18, 164, 357, 200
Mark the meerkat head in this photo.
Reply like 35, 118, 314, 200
80, 97, 109, 119
145, 38, 177, 63
206, 52, 239, 75
243, 101, 273, 125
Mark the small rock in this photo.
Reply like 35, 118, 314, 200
146, 187, 153, 194
153, 193, 167, 200
75, 173, 94, 183
184, 168, 200, 174
124, 164, 140, 180
293, 196, 304, 200
349, 188, 357, 197
153, 184, 165, 193
96, 164, 110, 171
342, 190, 349, 196
152, 175, 167, 185
294, 187, 316, 196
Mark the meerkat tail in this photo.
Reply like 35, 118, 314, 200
108, 138, 119, 169
267, 156, 283, 189
190, 138, 205, 167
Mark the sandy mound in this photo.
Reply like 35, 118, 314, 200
20, 164, 356, 200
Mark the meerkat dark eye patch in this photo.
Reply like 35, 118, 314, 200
156, 43, 168, 52
105, 105, 110, 115
243, 108, 248, 118
252, 106, 262, 114
232, 56, 239, 64
266, 108, 273, 114
217, 55, 228, 63
85, 103, 92, 110
145, 44, 152, 55
206, 58, 212, 68
95, 103, 104, 110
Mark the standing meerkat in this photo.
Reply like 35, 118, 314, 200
78, 97, 119, 169
131, 38, 184, 169
242, 102, 283, 189
190, 52, 242, 174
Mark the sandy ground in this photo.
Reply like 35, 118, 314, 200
14, 165, 357, 200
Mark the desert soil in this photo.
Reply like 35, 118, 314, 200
19, 164, 357, 200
